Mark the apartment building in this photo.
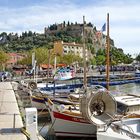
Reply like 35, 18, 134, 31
53, 41, 90, 60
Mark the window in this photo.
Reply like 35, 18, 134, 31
64, 50, 67, 53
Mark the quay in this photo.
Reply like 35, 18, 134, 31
0, 82, 27, 140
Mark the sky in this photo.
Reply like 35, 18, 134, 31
0, 0, 140, 57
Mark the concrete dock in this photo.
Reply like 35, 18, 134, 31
0, 82, 27, 140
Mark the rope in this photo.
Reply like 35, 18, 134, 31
21, 127, 30, 139
46, 118, 56, 136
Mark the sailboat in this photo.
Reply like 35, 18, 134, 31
29, 14, 140, 138
43, 16, 116, 138
42, 14, 131, 138
42, 16, 95, 137
91, 13, 140, 140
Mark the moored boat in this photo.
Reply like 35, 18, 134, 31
97, 118, 140, 140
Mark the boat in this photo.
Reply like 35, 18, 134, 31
45, 86, 108, 137
114, 93, 140, 117
77, 83, 140, 140
54, 67, 75, 80
97, 117, 140, 140
41, 15, 120, 138
78, 90, 140, 140
90, 78, 140, 87
30, 84, 106, 115
39, 77, 83, 94
95, 13, 140, 140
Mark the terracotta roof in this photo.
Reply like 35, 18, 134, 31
40, 64, 53, 69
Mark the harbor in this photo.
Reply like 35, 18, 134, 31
0, 76, 140, 140
1, 1, 140, 139
0, 80, 96, 140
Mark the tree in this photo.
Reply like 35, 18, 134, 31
0, 50, 9, 70
67, 21, 70, 26
89, 57, 96, 65
18, 47, 49, 66
135, 53, 140, 64
95, 55, 106, 65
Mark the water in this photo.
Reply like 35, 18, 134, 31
39, 83, 140, 140
110, 83, 140, 94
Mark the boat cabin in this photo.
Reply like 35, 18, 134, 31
115, 94, 140, 115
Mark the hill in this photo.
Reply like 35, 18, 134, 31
0, 21, 114, 53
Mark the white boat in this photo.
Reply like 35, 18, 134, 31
95, 13, 140, 140
78, 87, 140, 140
114, 93, 140, 117
44, 87, 115, 137
95, 94, 140, 140
54, 67, 75, 81
46, 92, 97, 137
30, 85, 105, 115
97, 118, 140, 140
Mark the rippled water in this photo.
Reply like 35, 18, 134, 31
110, 83, 140, 94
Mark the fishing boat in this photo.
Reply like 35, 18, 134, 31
39, 77, 83, 94
45, 86, 107, 137
43, 16, 112, 137
95, 13, 140, 140
97, 118, 140, 140
96, 90, 140, 140
78, 84, 140, 140
114, 93, 140, 118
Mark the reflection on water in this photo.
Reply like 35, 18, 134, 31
110, 83, 140, 95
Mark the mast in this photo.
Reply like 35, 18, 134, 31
106, 13, 110, 90
47, 49, 51, 82
83, 16, 87, 91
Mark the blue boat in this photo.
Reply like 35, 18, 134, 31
39, 77, 83, 94
90, 78, 140, 87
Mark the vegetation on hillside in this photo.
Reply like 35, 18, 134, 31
0, 21, 134, 67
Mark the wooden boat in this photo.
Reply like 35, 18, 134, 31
31, 77, 83, 94
44, 86, 119, 137
44, 87, 100, 137
30, 85, 105, 112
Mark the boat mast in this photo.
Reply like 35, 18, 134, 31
83, 16, 87, 91
106, 13, 110, 90
47, 49, 51, 83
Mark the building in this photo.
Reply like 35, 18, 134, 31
44, 22, 93, 38
6, 53, 25, 68
53, 41, 91, 60
44, 22, 115, 54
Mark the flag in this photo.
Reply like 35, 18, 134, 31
101, 23, 106, 32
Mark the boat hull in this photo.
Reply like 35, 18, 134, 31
49, 110, 96, 137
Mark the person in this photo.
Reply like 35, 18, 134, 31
99, 66, 102, 75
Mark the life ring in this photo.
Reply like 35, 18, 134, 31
28, 82, 37, 89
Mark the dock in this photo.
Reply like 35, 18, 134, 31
0, 82, 27, 140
